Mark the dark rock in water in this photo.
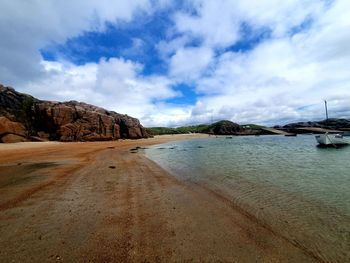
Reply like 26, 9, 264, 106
0, 84, 149, 142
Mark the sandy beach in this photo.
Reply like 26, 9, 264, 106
0, 134, 319, 262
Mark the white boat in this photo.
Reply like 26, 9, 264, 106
315, 133, 349, 146
314, 100, 349, 146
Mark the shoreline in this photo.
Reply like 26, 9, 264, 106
0, 134, 318, 262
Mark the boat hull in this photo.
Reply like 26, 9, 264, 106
315, 134, 349, 145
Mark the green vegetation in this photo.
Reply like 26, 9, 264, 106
146, 124, 209, 135
12, 96, 39, 134
22, 96, 38, 113
146, 120, 265, 135
9, 96, 39, 123
241, 123, 266, 129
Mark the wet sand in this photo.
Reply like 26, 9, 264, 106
0, 135, 319, 262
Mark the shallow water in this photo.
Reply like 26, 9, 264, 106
146, 135, 350, 262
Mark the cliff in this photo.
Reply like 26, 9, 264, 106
0, 84, 149, 143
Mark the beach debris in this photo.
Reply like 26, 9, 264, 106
136, 146, 148, 149
129, 148, 139, 153
130, 146, 147, 153
107, 146, 115, 149
108, 166, 116, 169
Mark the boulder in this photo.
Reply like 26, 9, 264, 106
1, 134, 28, 143
0, 116, 27, 143
0, 116, 26, 136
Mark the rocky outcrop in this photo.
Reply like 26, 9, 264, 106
204, 120, 242, 135
0, 84, 149, 142
280, 118, 350, 132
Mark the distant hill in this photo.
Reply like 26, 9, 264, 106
276, 119, 350, 134
146, 120, 264, 136
147, 118, 350, 136
0, 84, 149, 143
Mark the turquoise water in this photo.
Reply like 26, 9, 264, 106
146, 135, 350, 262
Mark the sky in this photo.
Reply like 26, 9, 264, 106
1, 0, 350, 127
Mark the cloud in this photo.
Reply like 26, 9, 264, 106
1, 0, 350, 127
0, 0, 152, 86
25, 57, 178, 124
172, 0, 326, 49
169, 46, 214, 82
174, 0, 241, 48
163, 0, 350, 125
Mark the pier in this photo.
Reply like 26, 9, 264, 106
261, 127, 296, 136
261, 127, 343, 135
295, 127, 343, 134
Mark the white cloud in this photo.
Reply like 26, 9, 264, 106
1, 0, 350, 127
174, 0, 241, 48
235, 0, 325, 36
0, 0, 152, 86
25, 58, 178, 124
172, 0, 326, 48
169, 46, 214, 82
164, 0, 350, 125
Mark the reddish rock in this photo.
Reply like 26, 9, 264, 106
0, 84, 149, 142
33, 101, 148, 141
0, 116, 27, 143
0, 116, 26, 136
1, 134, 28, 143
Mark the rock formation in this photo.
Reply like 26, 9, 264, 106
0, 116, 27, 143
204, 120, 242, 135
279, 119, 350, 132
0, 84, 149, 143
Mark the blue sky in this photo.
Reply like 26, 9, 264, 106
1, 0, 349, 127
